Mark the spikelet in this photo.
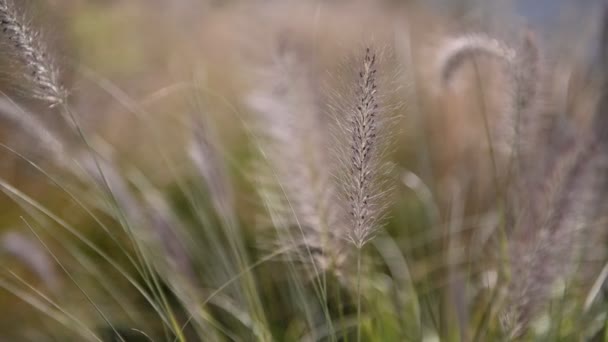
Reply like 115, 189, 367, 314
0, 0, 66, 106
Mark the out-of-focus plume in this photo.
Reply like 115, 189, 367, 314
500, 15, 608, 335
435, 31, 543, 159
503, 141, 607, 337
246, 36, 347, 273
1, 230, 60, 291
436, 33, 516, 87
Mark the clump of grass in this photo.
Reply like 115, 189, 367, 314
432, 24, 608, 338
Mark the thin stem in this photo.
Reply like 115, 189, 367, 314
357, 247, 362, 342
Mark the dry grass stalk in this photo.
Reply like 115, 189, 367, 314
0, 0, 66, 106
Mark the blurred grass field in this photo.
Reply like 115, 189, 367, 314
0, 1, 607, 341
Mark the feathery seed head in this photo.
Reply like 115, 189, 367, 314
335, 46, 396, 249
348, 48, 379, 247
0, 0, 66, 106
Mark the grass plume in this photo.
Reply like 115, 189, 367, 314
336, 47, 394, 249
0, 0, 66, 106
